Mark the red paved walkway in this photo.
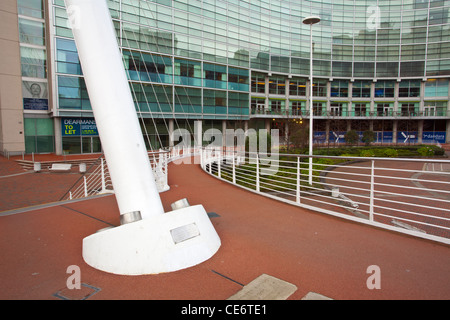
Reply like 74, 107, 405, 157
0, 155, 449, 300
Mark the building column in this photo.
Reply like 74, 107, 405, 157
54, 117, 63, 155
418, 119, 424, 144
0, 1, 25, 155
265, 74, 270, 114
222, 120, 227, 149
285, 77, 290, 116
168, 118, 174, 147
446, 119, 450, 143
392, 120, 398, 144
325, 120, 330, 144
265, 119, 271, 132
194, 120, 202, 148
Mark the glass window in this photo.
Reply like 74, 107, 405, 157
58, 75, 90, 110
425, 79, 449, 97
376, 103, 394, 116
312, 80, 327, 97
175, 87, 202, 113
375, 81, 395, 98
251, 98, 265, 114
352, 81, 371, 98
123, 50, 173, 83
426, 60, 450, 77
353, 62, 375, 78
401, 103, 418, 116
228, 92, 249, 115
289, 78, 307, 96
228, 67, 249, 91
251, 73, 265, 93
423, 101, 447, 116
270, 99, 284, 114
313, 102, 325, 116
203, 63, 227, 89
399, 80, 421, 97
24, 118, 54, 153
174, 59, 202, 86
330, 102, 345, 116
290, 100, 306, 116
18, 18, 45, 46
401, 61, 425, 77
131, 83, 173, 113
20, 46, 47, 78
203, 89, 227, 114
268, 76, 285, 95
271, 55, 289, 73
62, 137, 82, 154
56, 38, 82, 75
18, 0, 44, 19
330, 80, 349, 97
354, 103, 368, 116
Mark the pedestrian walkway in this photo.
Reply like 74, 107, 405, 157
0, 154, 449, 300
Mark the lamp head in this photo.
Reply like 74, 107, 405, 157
303, 16, 321, 25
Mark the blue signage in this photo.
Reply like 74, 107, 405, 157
62, 118, 98, 136
311, 131, 447, 144
314, 131, 327, 143
398, 131, 418, 143
422, 131, 446, 144
23, 98, 48, 110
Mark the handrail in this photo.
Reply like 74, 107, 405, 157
200, 148, 450, 245
59, 153, 106, 201
61, 149, 174, 201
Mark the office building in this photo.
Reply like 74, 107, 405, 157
1, 0, 449, 155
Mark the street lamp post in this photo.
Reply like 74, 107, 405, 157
303, 16, 321, 185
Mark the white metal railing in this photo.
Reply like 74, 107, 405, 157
62, 146, 204, 201
200, 148, 450, 245
63, 157, 113, 200
62, 145, 450, 244
63, 149, 174, 201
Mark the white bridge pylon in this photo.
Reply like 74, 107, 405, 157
65, 0, 220, 275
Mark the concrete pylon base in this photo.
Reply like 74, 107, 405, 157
82, 205, 221, 275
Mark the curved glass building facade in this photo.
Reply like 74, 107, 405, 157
6, 0, 450, 155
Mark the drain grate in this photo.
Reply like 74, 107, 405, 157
53, 283, 101, 300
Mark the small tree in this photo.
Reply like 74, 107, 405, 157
344, 130, 359, 146
290, 124, 309, 150
362, 130, 376, 146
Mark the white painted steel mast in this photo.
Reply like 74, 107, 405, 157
65, 0, 220, 275
65, 0, 163, 220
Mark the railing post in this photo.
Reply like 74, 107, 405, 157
84, 176, 88, 197
164, 152, 168, 186
232, 152, 236, 184
218, 152, 221, 178
369, 160, 375, 222
256, 153, 260, 192
101, 158, 106, 193
209, 152, 212, 174
296, 157, 301, 204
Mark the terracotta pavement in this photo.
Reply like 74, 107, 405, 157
0, 154, 449, 300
